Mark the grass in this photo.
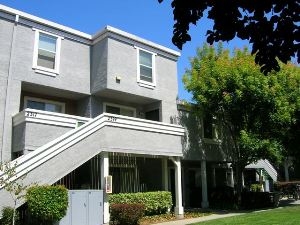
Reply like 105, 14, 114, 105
139, 211, 212, 225
190, 205, 300, 225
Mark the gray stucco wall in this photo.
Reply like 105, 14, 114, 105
13, 122, 73, 153
0, 17, 91, 161
0, 19, 14, 161
91, 39, 108, 93
12, 123, 25, 153
24, 123, 73, 152
0, 19, 13, 78
178, 109, 232, 162
1, 80, 22, 161
10, 24, 90, 94
106, 38, 178, 103
90, 37, 179, 123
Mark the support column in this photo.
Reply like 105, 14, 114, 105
101, 152, 110, 224
162, 158, 168, 191
230, 167, 234, 188
228, 163, 234, 188
170, 157, 184, 218
201, 160, 209, 208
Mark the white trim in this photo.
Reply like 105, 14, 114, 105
2, 113, 185, 188
32, 29, 62, 76
136, 47, 156, 89
24, 96, 66, 113
103, 102, 137, 117
13, 109, 91, 128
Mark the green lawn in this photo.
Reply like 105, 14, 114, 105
190, 206, 300, 225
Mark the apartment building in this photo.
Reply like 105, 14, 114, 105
0, 4, 278, 224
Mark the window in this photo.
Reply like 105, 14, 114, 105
32, 29, 62, 76
24, 96, 65, 113
136, 47, 156, 88
203, 114, 218, 140
104, 103, 136, 117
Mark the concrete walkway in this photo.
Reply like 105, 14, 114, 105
153, 212, 244, 225
153, 198, 300, 225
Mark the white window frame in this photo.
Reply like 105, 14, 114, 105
135, 46, 156, 89
103, 102, 136, 117
24, 96, 66, 113
32, 29, 63, 77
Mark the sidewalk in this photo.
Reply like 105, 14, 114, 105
153, 198, 300, 225
153, 212, 244, 225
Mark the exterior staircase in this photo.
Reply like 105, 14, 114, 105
246, 159, 278, 181
0, 112, 184, 211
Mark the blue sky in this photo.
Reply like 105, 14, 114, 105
1, 0, 248, 100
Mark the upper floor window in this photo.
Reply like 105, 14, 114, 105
203, 114, 218, 140
104, 103, 136, 117
136, 47, 156, 89
32, 29, 62, 76
24, 96, 65, 113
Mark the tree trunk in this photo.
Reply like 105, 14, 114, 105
12, 201, 16, 225
234, 163, 244, 208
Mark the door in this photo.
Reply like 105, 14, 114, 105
58, 190, 103, 225
71, 191, 88, 225
88, 191, 103, 225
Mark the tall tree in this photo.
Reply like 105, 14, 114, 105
183, 43, 300, 205
158, 0, 299, 74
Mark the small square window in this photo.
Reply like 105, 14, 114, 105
136, 48, 156, 88
32, 30, 62, 76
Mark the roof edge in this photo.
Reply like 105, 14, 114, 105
92, 26, 181, 57
0, 4, 92, 39
0, 4, 181, 57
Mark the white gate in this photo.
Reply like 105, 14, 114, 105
58, 190, 103, 225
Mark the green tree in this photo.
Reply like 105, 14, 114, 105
183, 43, 300, 205
0, 162, 30, 225
158, 0, 299, 74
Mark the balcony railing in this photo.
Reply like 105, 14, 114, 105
13, 108, 91, 128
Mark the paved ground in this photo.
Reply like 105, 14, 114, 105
153, 198, 300, 225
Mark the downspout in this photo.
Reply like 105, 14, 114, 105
0, 14, 19, 162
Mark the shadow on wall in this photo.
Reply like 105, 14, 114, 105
170, 108, 233, 162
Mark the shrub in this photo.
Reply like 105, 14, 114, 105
0, 207, 20, 225
209, 186, 236, 209
241, 191, 280, 209
110, 203, 145, 225
250, 184, 263, 192
26, 185, 68, 225
109, 191, 172, 215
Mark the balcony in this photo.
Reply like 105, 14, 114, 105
12, 109, 91, 153
12, 109, 185, 156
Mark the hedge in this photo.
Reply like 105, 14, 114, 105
110, 203, 145, 225
26, 185, 68, 225
241, 191, 280, 209
109, 191, 172, 215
